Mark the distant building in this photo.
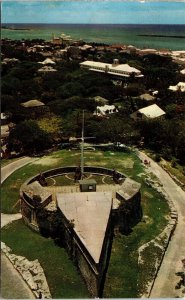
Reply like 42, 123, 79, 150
80, 59, 143, 78
95, 104, 118, 117
139, 93, 156, 102
21, 100, 45, 108
138, 48, 158, 56
79, 44, 92, 51
21, 99, 49, 118
2, 58, 19, 65
51, 33, 79, 47
38, 66, 57, 73
1, 113, 9, 125
169, 82, 185, 92
38, 58, 56, 65
131, 104, 166, 120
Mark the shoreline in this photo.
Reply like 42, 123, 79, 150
2, 28, 31, 31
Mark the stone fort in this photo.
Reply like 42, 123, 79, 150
20, 166, 141, 297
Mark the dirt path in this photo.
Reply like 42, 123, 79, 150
138, 151, 185, 298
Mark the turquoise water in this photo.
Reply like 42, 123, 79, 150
2, 24, 185, 50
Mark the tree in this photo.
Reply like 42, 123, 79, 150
36, 114, 63, 142
8, 120, 52, 154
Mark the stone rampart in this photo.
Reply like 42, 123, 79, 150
1, 242, 51, 299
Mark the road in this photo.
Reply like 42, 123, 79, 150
1, 253, 35, 299
139, 152, 185, 298
1, 156, 36, 299
1, 156, 36, 184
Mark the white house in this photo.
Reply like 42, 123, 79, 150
38, 58, 56, 65
80, 59, 143, 78
21, 100, 45, 108
169, 82, 185, 92
95, 105, 118, 117
131, 104, 166, 120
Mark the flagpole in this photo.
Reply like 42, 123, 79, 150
81, 110, 85, 179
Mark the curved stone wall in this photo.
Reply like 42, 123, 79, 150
20, 166, 125, 232
21, 166, 125, 186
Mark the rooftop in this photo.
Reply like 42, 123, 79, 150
57, 191, 112, 264
1, 113, 8, 120
38, 58, 56, 65
80, 60, 142, 75
117, 178, 141, 201
1, 125, 10, 138
139, 93, 156, 101
96, 104, 117, 116
38, 66, 57, 72
21, 99, 45, 108
169, 82, 185, 92
138, 104, 166, 119
23, 181, 52, 204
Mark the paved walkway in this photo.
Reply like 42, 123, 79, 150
1, 156, 36, 184
138, 151, 185, 298
1, 253, 35, 299
1, 157, 36, 299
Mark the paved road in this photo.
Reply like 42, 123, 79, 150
1, 157, 36, 299
1, 253, 35, 299
1, 156, 36, 184
139, 152, 185, 298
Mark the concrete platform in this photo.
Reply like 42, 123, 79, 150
57, 191, 112, 263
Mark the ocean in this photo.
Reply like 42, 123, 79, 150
2, 23, 185, 51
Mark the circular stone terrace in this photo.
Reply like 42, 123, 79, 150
20, 166, 141, 231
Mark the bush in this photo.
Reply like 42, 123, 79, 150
154, 154, 161, 162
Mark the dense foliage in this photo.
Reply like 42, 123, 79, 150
1, 40, 185, 164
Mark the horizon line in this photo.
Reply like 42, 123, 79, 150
2, 22, 185, 25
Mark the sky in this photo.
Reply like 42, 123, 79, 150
1, 1, 185, 24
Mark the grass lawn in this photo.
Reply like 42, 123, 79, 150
144, 149, 185, 185
104, 186, 169, 297
160, 159, 185, 185
1, 219, 89, 298
1, 149, 170, 297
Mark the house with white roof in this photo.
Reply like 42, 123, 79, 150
38, 66, 57, 72
80, 59, 143, 78
169, 82, 185, 92
95, 105, 118, 117
131, 104, 166, 120
38, 58, 56, 65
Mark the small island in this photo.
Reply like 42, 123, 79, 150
138, 34, 185, 39
2, 25, 31, 31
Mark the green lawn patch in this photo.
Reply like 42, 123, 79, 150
1, 219, 89, 299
